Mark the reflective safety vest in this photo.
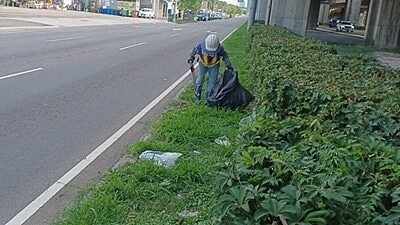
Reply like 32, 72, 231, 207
199, 51, 221, 68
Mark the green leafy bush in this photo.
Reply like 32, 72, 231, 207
214, 25, 400, 225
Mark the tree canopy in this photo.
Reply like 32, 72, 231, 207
178, 0, 202, 12
178, 0, 244, 15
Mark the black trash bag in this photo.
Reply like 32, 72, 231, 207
207, 69, 253, 110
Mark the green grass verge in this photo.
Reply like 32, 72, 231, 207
54, 23, 251, 225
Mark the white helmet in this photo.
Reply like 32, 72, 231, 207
205, 34, 220, 53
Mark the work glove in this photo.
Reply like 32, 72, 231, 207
188, 59, 194, 71
227, 65, 234, 71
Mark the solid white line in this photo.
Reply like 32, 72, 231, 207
0, 68, 43, 81
119, 42, 147, 51
5, 23, 242, 225
221, 26, 240, 43
169, 33, 181, 38
45, 36, 84, 43
5, 64, 193, 225
173, 28, 182, 31
206, 30, 218, 34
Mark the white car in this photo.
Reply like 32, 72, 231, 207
139, 8, 154, 18
336, 21, 354, 32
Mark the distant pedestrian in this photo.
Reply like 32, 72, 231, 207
188, 34, 233, 102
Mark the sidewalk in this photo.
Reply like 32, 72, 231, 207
375, 52, 400, 69
0, 6, 165, 30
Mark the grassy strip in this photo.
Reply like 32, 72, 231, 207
54, 23, 251, 225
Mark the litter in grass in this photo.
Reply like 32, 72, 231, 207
192, 150, 201, 155
240, 115, 253, 125
239, 108, 257, 125
178, 210, 199, 218
139, 150, 182, 168
215, 136, 231, 146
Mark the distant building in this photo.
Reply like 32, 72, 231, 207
137, 0, 169, 18
238, 0, 245, 8
200, 0, 208, 9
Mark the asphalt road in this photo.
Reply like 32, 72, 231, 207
307, 26, 365, 45
0, 8, 247, 224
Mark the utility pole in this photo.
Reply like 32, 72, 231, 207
247, 0, 257, 31
172, 0, 177, 22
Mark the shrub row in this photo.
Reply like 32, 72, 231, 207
214, 25, 400, 225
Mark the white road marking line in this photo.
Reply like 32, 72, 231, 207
169, 33, 181, 38
5, 62, 193, 225
173, 28, 182, 31
221, 26, 240, 43
5, 24, 241, 225
0, 68, 43, 81
45, 36, 84, 43
119, 42, 147, 51
206, 30, 218, 34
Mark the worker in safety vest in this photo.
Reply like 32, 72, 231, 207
188, 34, 233, 102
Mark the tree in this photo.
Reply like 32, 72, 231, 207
178, 0, 202, 13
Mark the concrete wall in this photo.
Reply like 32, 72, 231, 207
266, 0, 311, 35
365, 0, 400, 49
318, 2, 330, 25
265, 0, 273, 25
139, 0, 165, 18
139, 0, 152, 8
255, 0, 267, 21
155, 0, 165, 18
307, 0, 320, 29
345, 0, 362, 24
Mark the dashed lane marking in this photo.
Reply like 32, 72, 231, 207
119, 42, 147, 51
0, 68, 44, 81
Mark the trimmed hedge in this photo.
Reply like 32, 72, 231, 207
214, 25, 400, 225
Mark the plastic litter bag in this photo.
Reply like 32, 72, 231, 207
215, 136, 231, 146
178, 210, 199, 218
207, 69, 253, 110
139, 150, 182, 168
240, 108, 258, 125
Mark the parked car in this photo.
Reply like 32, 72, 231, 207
336, 21, 354, 32
215, 12, 222, 20
328, 19, 340, 28
139, 8, 154, 18
196, 9, 210, 21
